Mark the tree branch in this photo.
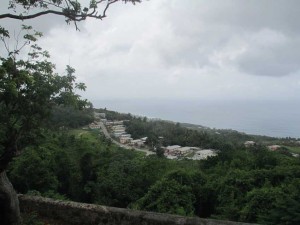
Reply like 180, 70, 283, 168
0, 0, 142, 22
0, 9, 112, 22
0, 10, 70, 20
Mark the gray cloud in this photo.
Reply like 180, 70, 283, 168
237, 33, 300, 76
155, 0, 300, 76
1, 0, 300, 101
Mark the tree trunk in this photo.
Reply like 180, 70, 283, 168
0, 171, 21, 225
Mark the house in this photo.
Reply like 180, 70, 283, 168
113, 131, 126, 137
89, 122, 100, 129
112, 126, 126, 133
165, 145, 181, 152
113, 129, 126, 135
176, 147, 193, 156
105, 121, 114, 126
130, 139, 145, 147
140, 137, 148, 142
244, 141, 256, 147
119, 133, 132, 144
120, 136, 133, 144
120, 134, 131, 138
113, 121, 124, 125
192, 149, 217, 160
163, 145, 181, 156
267, 145, 281, 151
112, 125, 124, 129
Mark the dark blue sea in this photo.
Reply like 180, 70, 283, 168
93, 99, 300, 138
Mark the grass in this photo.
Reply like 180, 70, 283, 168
283, 146, 300, 154
69, 128, 100, 143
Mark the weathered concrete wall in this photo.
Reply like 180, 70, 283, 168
19, 195, 257, 225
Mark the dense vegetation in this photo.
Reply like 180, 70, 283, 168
49, 106, 94, 129
0, 24, 94, 224
7, 109, 300, 224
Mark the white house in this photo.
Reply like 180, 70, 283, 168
120, 137, 133, 144
112, 125, 125, 130
120, 134, 131, 138
192, 149, 217, 160
113, 131, 126, 137
89, 122, 100, 129
140, 137, 148, 141
244, 141, 256, 147
267, 145, 281, 151
176, 147, 193, 156
165, 145, 181, 152
130, 139, 145, 147
113, 121, 124, 125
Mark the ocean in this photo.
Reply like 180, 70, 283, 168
93, 99, 300, 138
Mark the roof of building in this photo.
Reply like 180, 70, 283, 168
178, 147, 192, 151
196, 149, 216, 155
166, 145, 181, 151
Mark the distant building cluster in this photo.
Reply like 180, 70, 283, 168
89, 112, 220, 160
243, 141, 299, 158
163, 145, 218, 160
104, 119, 148, 147
90, 111, 300, 160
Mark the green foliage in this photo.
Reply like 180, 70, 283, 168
0, 26, 10, 38
0, 25, 88, 167
22, 212, 43, 225
7, 128, 300, 223
283, 145, 300, 154
239, 187, 283, 223
134, 178, 196, 216
49, 106, 94, 129
9, 146, 59, 193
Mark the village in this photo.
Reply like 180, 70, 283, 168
89, 112, 300, 160
244, 140, 299, 157
89, 112, 218, 160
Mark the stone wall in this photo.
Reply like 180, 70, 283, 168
19, 195, 257, 225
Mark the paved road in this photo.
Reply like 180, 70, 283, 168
99, 122, 155, 156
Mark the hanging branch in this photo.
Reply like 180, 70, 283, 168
0, 0, 142, 22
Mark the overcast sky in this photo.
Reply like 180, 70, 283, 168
1, 0, 300, 103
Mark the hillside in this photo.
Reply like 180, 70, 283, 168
7, 107, 300, 224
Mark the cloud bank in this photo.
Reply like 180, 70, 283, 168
1, 0, 300, 101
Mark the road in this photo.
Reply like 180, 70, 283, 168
98, 122, 155, 156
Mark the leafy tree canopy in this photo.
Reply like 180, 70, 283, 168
0, 25, 88, 172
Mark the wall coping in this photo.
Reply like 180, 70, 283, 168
19, 195, 258, 225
